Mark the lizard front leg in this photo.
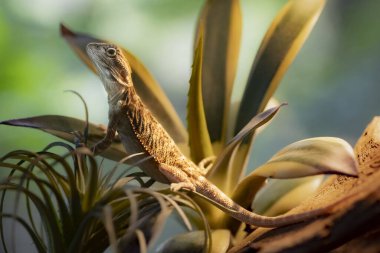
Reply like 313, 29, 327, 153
159, 164, 196, 192
92, 125, 117, 155
92, 102, 122, 155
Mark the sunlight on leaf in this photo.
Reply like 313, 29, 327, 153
252, 176, 324, 216
233, 137, 358, 208
225, 137, 357, 232
235, 0, 326, 131
254, 137, 358, 178
229, 0, 326, 194
187, 32, 214, 163
195, 0, 242, 148
60, 24, 188, 146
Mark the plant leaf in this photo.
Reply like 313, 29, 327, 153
229, 0, 326, 193
252, 176, 324, 216
208, 104, 285, 192
235, 0, 326, 132
0, 115, 127, 161
156, 230, 231, 253
230, 117, 380, 252
224, 137, 357, 232
195, 0, 242, 147
60, 24, 188, 145
187, 32, 214, 163
253, 137, 358, 178
226, 0, 325, 200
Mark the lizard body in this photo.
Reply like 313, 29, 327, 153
86, 43, 332, 227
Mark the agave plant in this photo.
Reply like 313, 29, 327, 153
1, 0, 359, 252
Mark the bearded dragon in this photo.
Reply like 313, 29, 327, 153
86, 42, 334, 227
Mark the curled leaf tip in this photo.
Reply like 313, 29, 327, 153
254, 137, 359, 178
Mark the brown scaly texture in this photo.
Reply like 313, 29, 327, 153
117, 86, 342, 227
124, 86, 196, 172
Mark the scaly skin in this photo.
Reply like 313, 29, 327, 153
86, 42, 333, 227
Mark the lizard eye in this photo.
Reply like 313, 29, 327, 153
106, 47, 117, 57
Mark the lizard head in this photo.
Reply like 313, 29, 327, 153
86, 43, 133, 97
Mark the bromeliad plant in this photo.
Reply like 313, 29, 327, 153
0, 0, 359, 252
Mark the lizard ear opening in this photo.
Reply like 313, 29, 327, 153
113, 68, 132, 87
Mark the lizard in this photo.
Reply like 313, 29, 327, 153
86, 42, 337, 228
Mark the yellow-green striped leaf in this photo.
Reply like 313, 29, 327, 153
235, 0, 326, 132
187, 33, 214, 163
229, 0, 327, 202
195, 0, 242, 147
252, 176, 324, 216
254, 137, 358, 178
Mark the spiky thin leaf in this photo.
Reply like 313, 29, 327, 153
157, 229, 231, 253
1, 214, 46, 252
187, 32, 214, 163
60, 24, 187, 145
208, 104, 285, 192
195, 0, 242, 147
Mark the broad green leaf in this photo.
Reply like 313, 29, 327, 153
229, 0, 326, 203
60, 24, 188, 146
0, 115, 127, 161
208, 104, 286, 193
235, 0, 326, 132
235, 137, 358, 206
195, 0, 242, 147
252, 176, 324, 216
224, 137, 357, 231
254, 137, 358, 178
157, 230, 231, 253
187, 32, 214, 163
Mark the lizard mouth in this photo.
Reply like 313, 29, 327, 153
86, 43, 98, 59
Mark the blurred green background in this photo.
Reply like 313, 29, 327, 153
1, 0, 380, 170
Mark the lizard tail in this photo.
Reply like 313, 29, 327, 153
233, 204, 328, 227
195, 178, 333, 228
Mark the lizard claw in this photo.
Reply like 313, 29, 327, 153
72, 131, 86, 148
197, 156, 216, 175
170, 182, 196, 192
